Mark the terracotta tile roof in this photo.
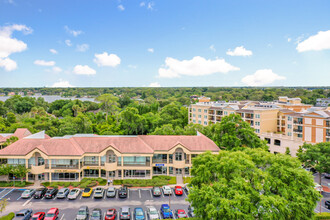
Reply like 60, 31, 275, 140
0, 128, 32, 143
0, 132, 219, 156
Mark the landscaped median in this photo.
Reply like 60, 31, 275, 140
0, 212, 14, 220
183, 177, 191, 184
41, 178, 107, 188
41, 176, 176, 188
114, 176, 176, 187
0, 181, 33, 187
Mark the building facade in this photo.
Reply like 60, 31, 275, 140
0, 131, 219, 182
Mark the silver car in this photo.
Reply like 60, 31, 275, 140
21, 189, 36, 199
68, 188, 80, 200
106, 187, 116, 198
162, 186, 172, 195
120, 206, 131, 220
146, 206, 159, 220
56, 188, 70, 199
93, 187, 104, 199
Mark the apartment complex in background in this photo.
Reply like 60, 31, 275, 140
0, 130, 218, 182
188, 96, 330, 156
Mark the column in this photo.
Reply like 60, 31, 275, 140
49, 172, 52, 183
98, 169, 101, 178
121, 169, 124, 180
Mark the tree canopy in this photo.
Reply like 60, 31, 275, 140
188, 149, 321, 220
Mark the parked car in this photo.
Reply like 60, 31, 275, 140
68, 188, 80, 200
174, 186, 183, 196
45, 188, 58, 199
75, 206, 89, 220
44, 208, 59, 220
105, 208, 117, 220
175, 209, 188, 219
90, 208, 102, 220
93, 187, 104, 199
184, 185, 190, 194
56, 188, 69, 199
107, 187, 116, 198
314, 184, 323, 192
325, 200, 330, 209
21, 189, 36, 199
187, 205, 195, 217
82, 188, 93, 197
13, 209, 33, 220
34, 188, 47, 199
152, 187, 162, 197
134, 207, 145, 220
325, 173, 330, 179
162, 186, 172, 195
305, 167, 317, 174
118, 187, 128, 198
160, 204, 173, 219
146, 206, 159, 220
31, 212, 45, 220
120, 206, 131, 219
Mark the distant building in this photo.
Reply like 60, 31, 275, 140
198, 96, 211, 103
18, 92, 24, 96
316, 98, 330, 107
8, 92, 15, 96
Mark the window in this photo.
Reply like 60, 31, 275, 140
255, 114, 260, 119
175, 152, 183, 161
288, 132, 292, 136
255, 129, 260, 133
274, 139, 281, 146
288, 124, 292, 129
193, 108, 196, 112
117, 157, 122, 166
298, 134, 303, 138
224, 111, 228, 115
255, 121, 260, 126
198, 115, 201, 118
198, 120, 201, 124
204, 121, 207, 125
265, 138, 271, 144
193, 120, 196, 123
193, 114, 196, 117
108, 155, 116, 163
184, 167, 189, 175
326, 138, 330, 142
198, 109, 201, 112
169, 167, 173, 175
204, 109, 207, 113
288, 116, 292, 121
204, 115, 207, 119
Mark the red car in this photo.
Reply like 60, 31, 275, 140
44, 208, 59, 220
105, 208, 117, 220
31, 212, 45, 220
175, 186, 183, 196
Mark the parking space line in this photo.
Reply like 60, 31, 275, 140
172, 211, 176, 219
139, 189, 141, 199
0, 188, 14, 200
60, 214, 65, 220
183, 189, 188, 197
103, 213, 105, 219
128, 189, 130, 199
149, 189, 152, 198
158, 210, 162, 219
22, 197, 33, 207
103, 192, 106, 200
53, 195, 56, 200
145, 211, 148, 220
16, 196, 21, 201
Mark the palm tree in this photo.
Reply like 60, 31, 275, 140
96, 94, 120, 121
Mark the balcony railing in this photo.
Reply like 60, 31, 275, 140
51, 164, 79, 169
293, 120, 303, 124
293, 129, 303, 133
83, 162, 99, 166
28, 164, 49, 169
152, 159, 167, 163
123, 162, 150, 167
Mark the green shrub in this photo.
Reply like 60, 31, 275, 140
42, 182, 50, 187
113, 180, 123, 185
0, 212, 15, 220
183, 177, 191, 184
315, 212, 330, 220
63, 182, 71, 187
71, 182, 80, 187
168, 176, 177, 185
87, 181, 98, 188
96, 177, 107, 185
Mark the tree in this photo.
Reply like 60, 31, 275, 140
207, 114, 268, 151
96, 94, 120, 121
285, 147, 291, 155
2, 136, 19, 148
12, 165, 29, 183
0, 164, 13, 182
30, 107, 38, 118
6, 112, 16, 124
0, 199, 8, 214
297, 142, 330, 186
188, 149, 321, 220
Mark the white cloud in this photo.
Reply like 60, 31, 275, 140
76, 44, 89, 52
147, 48, 154, 53
0, 57, 17, 71
296, 30, 330, 52
52, 66, 62, 73
140, 2, 145, 6
158, 56, 239, 78
149, 82, 161, 87
287, 38, 292, 42
64, 26, 83, 37
34, 60, 55, 66
140, 1, 154, 10
241, 69, 286, 86
118, 5, 125, 11
209, 45, 216, 52
227, 46, 253, 56
51, 79, 74, 87
93, 52, 121, 67
49, 49, 58, 54
65, 39, 72, 47
73, 65, 96, 75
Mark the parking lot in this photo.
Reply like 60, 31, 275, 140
0, 187, 190, 219
314, 173, 330, 213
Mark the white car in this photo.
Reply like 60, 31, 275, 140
68, 188, 80, 200
147, 206, 160, 220
162, 186, 172, 195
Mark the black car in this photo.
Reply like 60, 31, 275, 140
324, 173, 330, 179
325, 200, 330, 209
34, 187, 48, 199
118, 187, 128, 198
45, 188, 58, 199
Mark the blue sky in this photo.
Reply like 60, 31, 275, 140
0, 0, 330, 87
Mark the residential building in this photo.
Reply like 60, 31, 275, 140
316, 98, 330, 107
0, 131, 219, 182
0, 128, 32, 149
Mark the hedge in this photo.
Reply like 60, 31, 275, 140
113, 176, 176, 187
183, 177, 191, 184
41, 178, 106, 188
0, 181, 33, 187
0, 212, 15, 220
315, 212, 330, 220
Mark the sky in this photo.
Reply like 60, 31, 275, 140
0, 0, 330, 88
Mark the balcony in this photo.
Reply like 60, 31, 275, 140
172, 160, 186, 169
83, 162, 99, 167
104, 162, 117, 171
30, 164, 46, 174
293, 129, 303, 133
51, 164, 79, 169
123, 162, 151, 167
293, 120, 303, 125
152, 159, 167, 164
